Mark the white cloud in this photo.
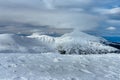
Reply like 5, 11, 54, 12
109, 7, 120, 15
106, 26, 116, 30
93, 7, 120, 15
42, 0, 55, 9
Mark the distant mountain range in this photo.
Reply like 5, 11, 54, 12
0, 32, 119, 54
28, 32, 120, 54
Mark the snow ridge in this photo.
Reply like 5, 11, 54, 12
27, 33, 55, 44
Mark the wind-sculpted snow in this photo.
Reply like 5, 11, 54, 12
0, 53, 120, 80
28, 32, 118, 54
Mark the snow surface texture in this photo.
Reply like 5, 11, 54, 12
0, 53, 120, 80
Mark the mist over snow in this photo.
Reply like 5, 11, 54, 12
0, 33, 54, 53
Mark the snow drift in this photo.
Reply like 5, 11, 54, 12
0, 53, 120, 80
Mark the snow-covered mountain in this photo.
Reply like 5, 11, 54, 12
0, 31, 119, 54
28, 32, 119, 54
27, 32, 55, 44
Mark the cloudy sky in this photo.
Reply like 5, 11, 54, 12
0, 0, 120, 36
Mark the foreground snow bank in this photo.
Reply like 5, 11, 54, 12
0, 53, 120, 80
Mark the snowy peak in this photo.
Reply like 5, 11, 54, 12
27, 33, 55, 44
61, 31, 106, 42
54, 32, 118, 54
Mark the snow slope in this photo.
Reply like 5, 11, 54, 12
0, 53, 120, 80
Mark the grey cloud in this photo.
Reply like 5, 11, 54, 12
0, 0, 119, 36
0, 0, 103, 32
107, 20, 120, 26
0, 9, 101, 31
0, 0, 92, 10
